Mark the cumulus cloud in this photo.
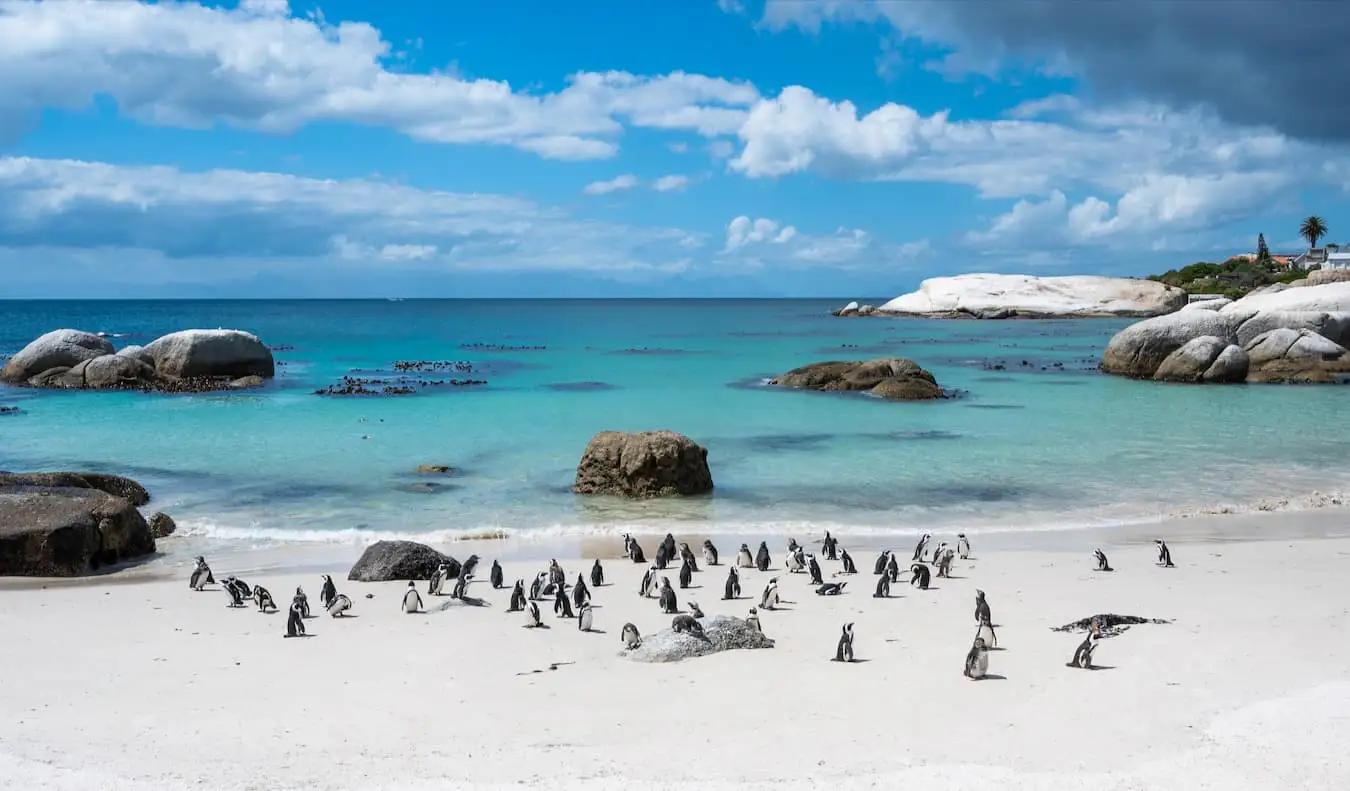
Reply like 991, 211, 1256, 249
720, 214, 926, 270
0, 0, 759, 158
583, 174, 639, 195
653, 174, 691, 192
725, 216, 798, 251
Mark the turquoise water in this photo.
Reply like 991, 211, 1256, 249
2, 299, 1347, 545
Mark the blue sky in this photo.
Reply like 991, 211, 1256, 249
1, 0, 1348, 298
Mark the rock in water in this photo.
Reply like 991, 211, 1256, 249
869, 274, 1186, 319
0, 472, 150, 507
0, 484, 156, 576
347, 540, 460, 582
769, 358, 944, 401
142, 329, 275, 380
573, 430, 713, 498
0, 329, 114, 383
622, 615, 775, 663
147, 512, 177, 539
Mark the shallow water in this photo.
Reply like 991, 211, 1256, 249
3, 299, 1348, 545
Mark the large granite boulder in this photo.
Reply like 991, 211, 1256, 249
1305, 268, 1350, 286
1244, 328, 1350, 383
623, 614, 776, 662
65, 355, 158, 389
1152, 336, 1247, 383
0, 330, 114, 383
868, 274, 1186, 319
142, 329, 275, 379
770, 358, 945, 400
0, 484, 156, 576
573, 431, 713, 498
1101, 311, 1239, 378
347, 540, 460, 582
0, 472, 151, 507
147, 512, 177, 539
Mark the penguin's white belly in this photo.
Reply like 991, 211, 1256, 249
977, 624, 996, 646
972, 652, 989, 677
737, 552, 753, 568
403, 594, 420, 613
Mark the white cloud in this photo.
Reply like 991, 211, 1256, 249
717, 0, 747, 14
582, 174, 639, 195
653, 174, 691, 192
725, 216, 798, 251
719, 214, 927, 271
0, 0, 759, 159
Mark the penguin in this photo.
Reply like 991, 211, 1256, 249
643, 566, 661, 598
912, 532, 931, 562
189, 556, 212, 590
964, 637, 990, 679
327, 593, 352, 617
402, 581, 423, 614
736, 543, 754, 568
687, 600, 705, 619
508, 579, 526, 612
620, 622, 642, 649
755, 541, 771, 572
578, 602, 595, 633
320, 574, 337, 609
548, 559, 565, 587
873, 574, 890, 598
639, 566, 657, 598
626, 535, 646, 564
672, 614, 706, 638
285, 599, 306, 637
223, 578, 245, 608
294, 586, 311, 618
822, 531, 838, 561
490, 559, 505, 589
746, 607, 762, 633
816, 582, 846, 596
679, 542, 699, 572
873, 550, 889, 575
974, 589, 992, 625
461, 554, 480, 580
931, 542, 949, 569
678, 556, 693, 589
787, 538, 800, 554
807, 554, 823, 585
1156, 539, 1174, 568
702, 539, 719, 567
428, 563, 448, 596
451, 571, 471, 600
886, 554, 900, 583
1068, 620, 1102, 668
572, 574, 591, 609
661, 533, 678, 564
760, 577, 780, 610
658, 577, 678, 614
226, 576, 253, 599
910, 563, 931, 590
529, 572, 546, 601
1094, 548, 1113, 572
976, 614, 998, 648
554, 583, 574, 618
832, 622, 855, 662
785, 548, 804, 573
957, 533, 970, 560
840, 548, 857, 574
253, 585, 277, 612
590, 558, 605, 587
936, 548, 955, 578
724, 566, 741, 600
524, 600, 542, 628
654, 541, 670, 570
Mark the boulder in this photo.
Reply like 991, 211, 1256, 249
1305, 268, 1350, 286
416, 464, 453, 475
1152, 336, 1230, 383
1100, 311, 1238, 378
0, 330, 114, 383
1244, 328, 1350, 383
229, 375, 265, 389
874, 274, 1187, 318
622, 615, 776, 663
832, 301, 861, 316
573, 431, 713, 498
0, 472, 150, 507
0, 485, 156, 576
1181, 297, 1233, 311
1231, 310, 1350, 348
143, 329, 275, 380
1203, 345, 1250, 383
347, 540, 459, 582
115, 345, 154, 365
770, 358, 945, 401
80, 354, 159, 389
147, 512, 177, 539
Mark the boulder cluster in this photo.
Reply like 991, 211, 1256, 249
770, 357, 946, 400
1, 329, 274, 392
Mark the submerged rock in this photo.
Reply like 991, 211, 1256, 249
347, 540, 459, 582
0, 484, 156, 576
769, 358, 944, 401
623, 615, 775, 663
573, 430, 713, 498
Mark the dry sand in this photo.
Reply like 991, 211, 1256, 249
2, 530, 1349, 790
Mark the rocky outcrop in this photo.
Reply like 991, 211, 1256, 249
347, 540, 460, 582
769, 358, 945, 401
0, 483, 156, 576
0, 472, 150, 506
573, 431, 713, 498
858, 274, 1186, 319
623, 615, 776, 663
1, 328, 275, 392
1101, 281, 1350, 384
147, 512, 177, 539
1305, 268, 1350, 286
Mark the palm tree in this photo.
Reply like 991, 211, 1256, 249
1300, 216, 1328, 249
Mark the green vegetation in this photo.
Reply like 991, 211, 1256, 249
1148, 256, 1307, 300
1301, 216, 1328, 249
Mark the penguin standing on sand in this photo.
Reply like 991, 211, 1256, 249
936, 548, 955, 578
785, 548, 804, 573
912, 532, 932, 562
873, 550, 889, 575
679, 542, 699, 572
285, 599, 306, 638
223, 579, 244, 608
572, 574, 591, 609
654, 541, 670, 570
873, 574, 890, 598
508, 580, 526, 612
554, 583, 574, 618
974, 589, 992, 625
253, 585, 277, 613
661, 534, 678, 563
529, 572, 546, 601
975, 614, 998, 648
578, 602, 595, 633
402, 581, 423, 614
640, 566, 658, 598
746, 607, 762, 634
807, 554, 823, 585
832, 622, 855, 662
822, 531, 838, 561
840, 548, 857, 574
590, 558, 605, 587
451, 570, 471, 599
964, 637, 990, 679
679, 556, 693, 589
490, 560, 504, 589
320, 575, 338, 610
524, 600, 542, 628
755, 541, 771, 572
886, 554, 900, 583
429, 563, 448, 596
724, 566, 741, 600
626, 535, 646, 564
703, 539, 719, 567
910, 563, 931, 590
548, 559, 565, 587
957, 533, 971, 560
461, 555, 480, 580
621, 622, 642, 649
1068, 620, 1102, 669
760, 577, 780, 610
1156, 539, 1174, 568
189, 556, 213, 590
1094, 549, 1113, 572
659, 577, 678, 614
737, 544, 754, 568
225, 576, 253, 599
294, 587, 311, 618
327, 593, 353, 617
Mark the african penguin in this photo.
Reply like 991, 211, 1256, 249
832, 622, 855, 662
886, 554, 900, 583
490, 559, 505, 589
910, 563, 931, 590
320, 575, 337, 609
964, 637, 990, 679
429, 563, 448, 596
189, 556, 212, 590
702, 539, 719, 567
957, 533, 970, 560
626, 535, 646, 564
621, 622, 642, 649
529, 572, 546, 601
815, 582, 846, 596
840, 548, 857, 574
658, 577, 678, 614
661, 533, 677, 563
524, 600, 542, 628
672, 614, 706, 638
548, 559, 564, 587
873, 574, 890, 598
572, 574, 591, 609
787, 538, 800, 554
327, 593, 353, 617
755, 541, 771, 572
451, 571, 471, 600
1156, 539, 1174, 568
724, 566, 741, 600
687, 600, 705, 619
760, 577, 780, 610
640, 566, 658, 598
590, 558, 605, 587
554, 583, 574, 618
253, 585, 277, 613
654, 541, 670, 570
294, 587, 311, 618
912, 532, 931, 562
976, 615, 998, 648
936, 549, 955, 578
873, 550, 889, 576
1094, 548, 1113, 572
746, 607, 762, 633
974, 589, 991, 625
679, 542, 699, 572
678, 556, 693, 589
402, 581, 423, 614
736, 543, 755, 568
785, 548, 804, 573
1068, 621, 1102, 669
285, 599, 306, 638
223, 577, 245, 608
807, 554, 823, 585
508, 579, 526, 612
822, 531, 838, 561
578, 602, 595, 632
460, 555, 480, 580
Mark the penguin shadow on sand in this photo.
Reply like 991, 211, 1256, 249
975, 673, 1008, 681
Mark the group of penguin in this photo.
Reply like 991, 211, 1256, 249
189, 555, 351, 637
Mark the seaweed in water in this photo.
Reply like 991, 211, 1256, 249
1052, 614, 1173, 636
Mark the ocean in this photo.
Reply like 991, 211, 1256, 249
2, 299, 1347, 549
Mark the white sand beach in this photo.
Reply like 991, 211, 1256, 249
2, 527, 1349, 791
